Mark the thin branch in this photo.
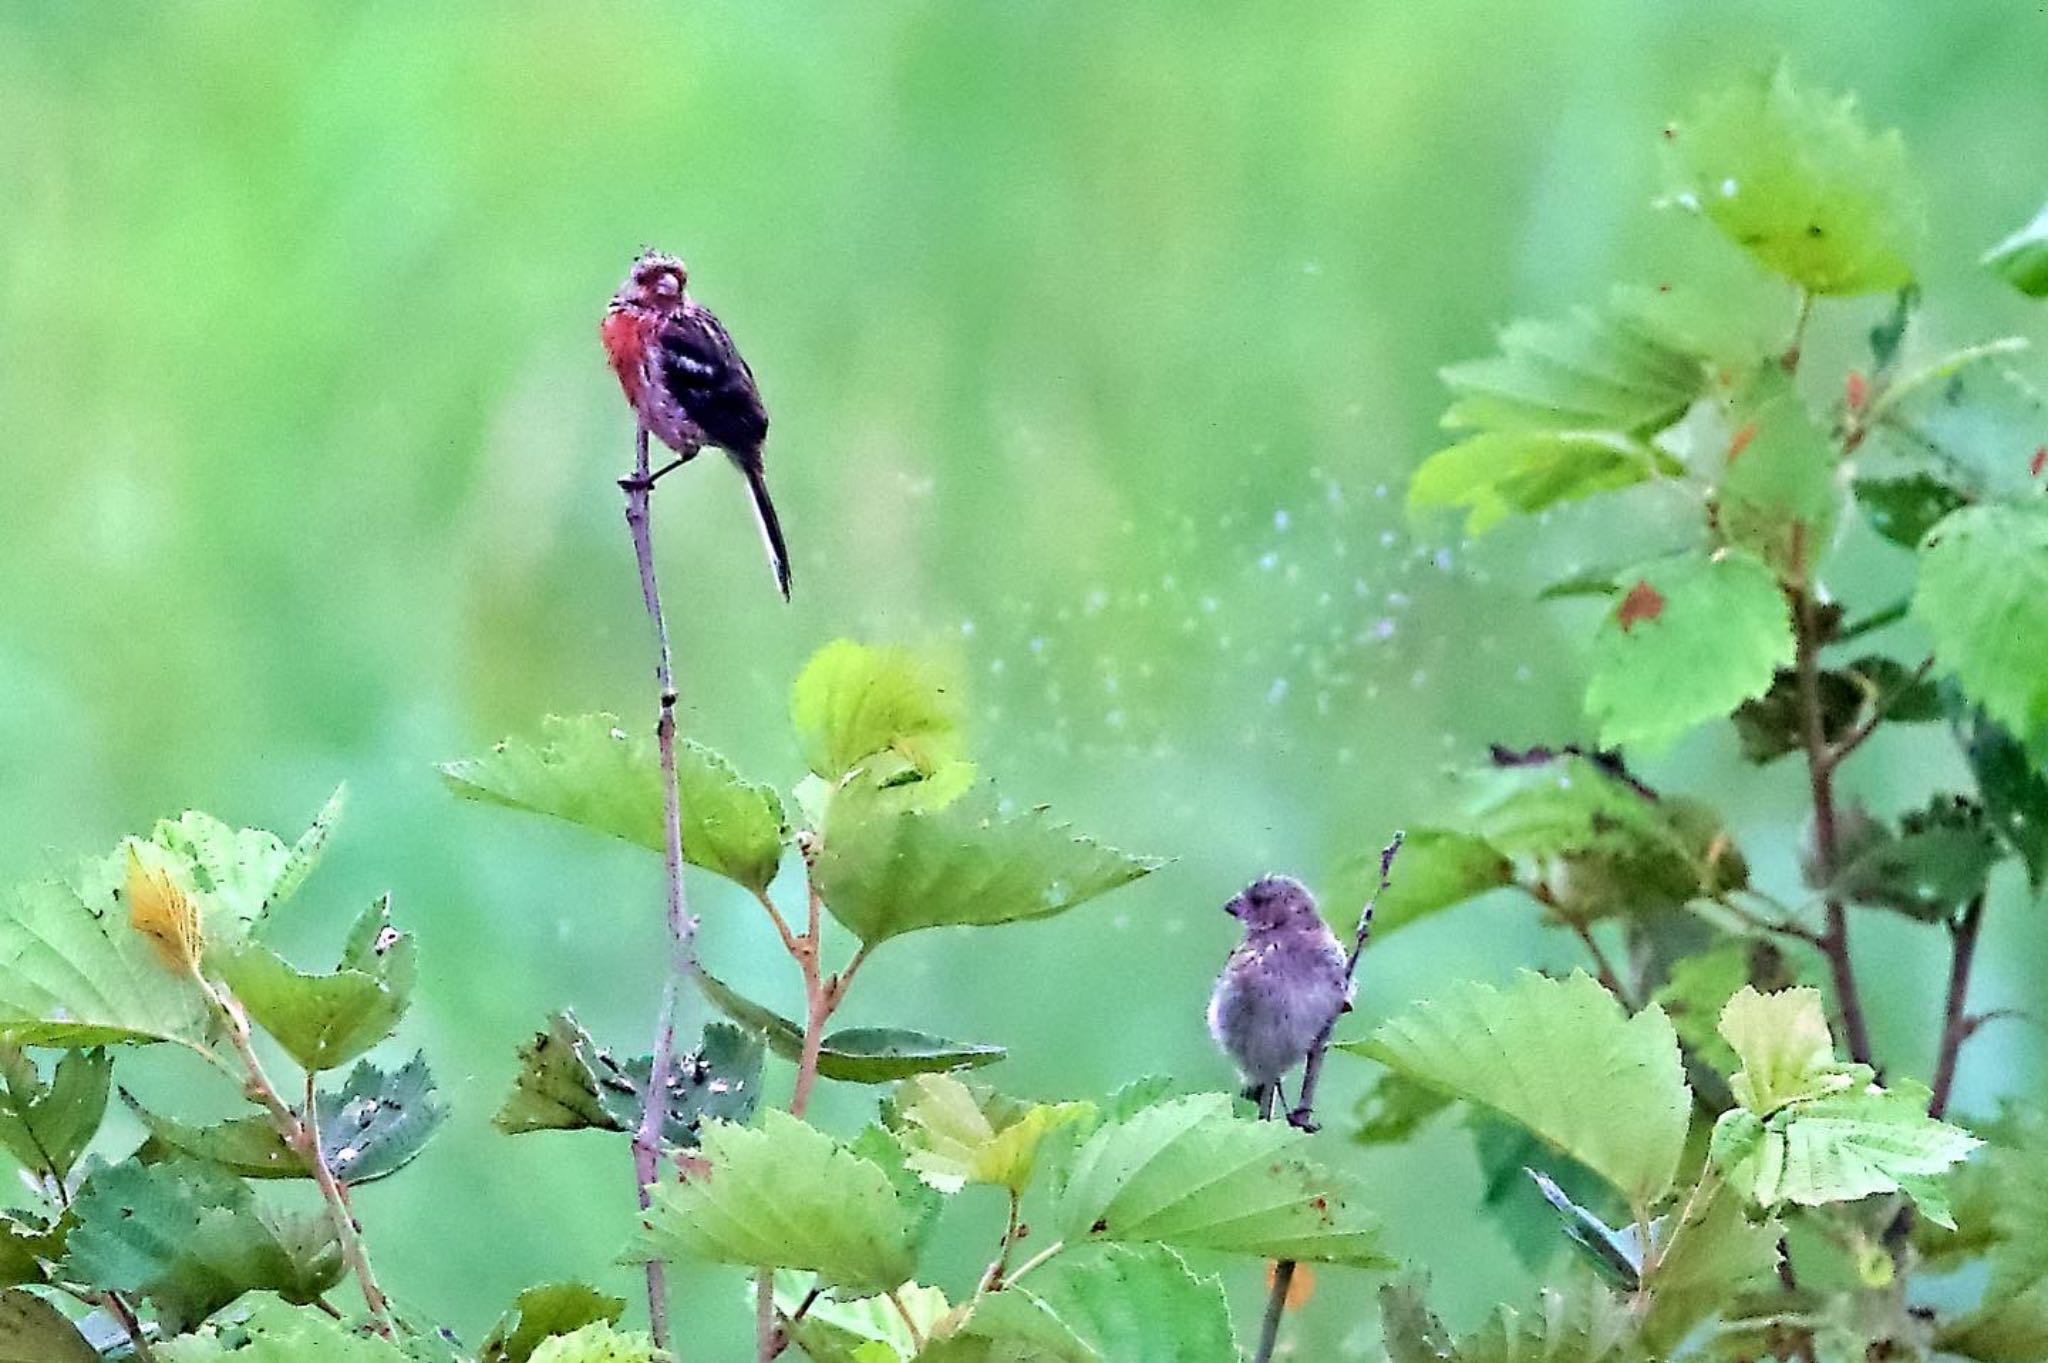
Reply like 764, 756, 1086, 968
756, 1274, 777, 1363
1832, 597, 1911, 647
621, 425, 701, 1356
1003, 1239, 1066, 1288
1823, 656, 1935, 774
1928, 894, 1987, 1119
1571, 921, 1634, 1008
99, 1291, 157, 1363
1253, 831, 1405, 1363
1699, 893, 1824, 947
750, 886, 804, 959
195, 978, 391, 1333
1781, 289, 1815, 372
885, 1288, 929, 1353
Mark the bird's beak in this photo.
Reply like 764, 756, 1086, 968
1223, 896, 1245, 920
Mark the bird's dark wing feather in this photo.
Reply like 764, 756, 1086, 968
657, 305, 768, 458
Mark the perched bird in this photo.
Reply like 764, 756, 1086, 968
601, 249, 792, 599
1208, 875, 1351, 1123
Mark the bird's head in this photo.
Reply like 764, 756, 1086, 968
614, 249, 688, 313
1224, 874, 1319, 933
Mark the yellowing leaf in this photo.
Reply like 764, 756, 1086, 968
889, 1075, 1091, 1196
124, 846, 203, 975
1720, 986, 1849, 1114
792, 640, 965, 782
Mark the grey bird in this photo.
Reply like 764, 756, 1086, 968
1207, 875, 1351, 1123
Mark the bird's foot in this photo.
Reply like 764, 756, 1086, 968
1285, 1106, 1321, 1133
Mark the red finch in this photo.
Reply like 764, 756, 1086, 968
601, 249, 792, 599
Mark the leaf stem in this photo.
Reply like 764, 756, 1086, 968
1571, 921, 1634, 1008
1003, 1239, 1066, 1287
194, 976, 392, 1333
885, 1288, 928, 1352
979, 1190, 1026, 1296
1254, 831, 1404, 1363
621, 425, 701, 1356
1822, 656, 1934, 775
1781, 290, 1815, 372
1927, 893, 1986, 1119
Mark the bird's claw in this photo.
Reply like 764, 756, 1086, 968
1285, 1107, 1320, 1133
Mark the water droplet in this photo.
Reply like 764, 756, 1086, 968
1267, 677, 1290, 704
1274, 509, 1292, 531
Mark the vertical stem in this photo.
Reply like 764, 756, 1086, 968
1928, 894, 1986, 1119
622, 425, 700, 1355
1253, 832, 1404, 1363
1789, 566, 1874, 1067
755, 1273, 778, 1363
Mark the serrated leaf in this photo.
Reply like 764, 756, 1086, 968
1917, 504, 2048, 752
1665, 67, 1919, 294
496, 1013, 761, 1149
1877, 359, 2047, 503
1985, 202, 2048, 298
781, 1278, 951, 1363
215, 897, 413, 1073
1959, 709, 2048, 889
317, 1052, 446, 1183
0, 872, 217, 1048
695, 970, 1004, 1083
1585, 550, 1794, 751
1825, 799, 2001, 921
1352, 1070, 1455, 1146
1718, 368, 1841, 576
1639, 1183, 1781, 1356
62, 1157, 345, 1333
1720, 986, 1853, 1114
1020, 1244, 1236, 1363
0, 1288, 98, 1363
480, 1281, 628, 1363
1714, 1085, 1980, 1225
1526, 1169, 1642, 1289
440, 714, 788, 893
0, 1209, 63, 1288
1651, 944, 1751, 1075
131, 809, 312, 942
634, 1109, 925, 1295
1439, 294, 1709, 438
127, 1093, 301, 1179
1381, 1278, 1639, 1363
1937, 1111, 2048, 1363
793, 640, 966, 783
1325, 828, 1512, 938
0, 1044, 108, 1181
813, 774, 1161, 947
1053, 1092, 1389, 1267
1349, 971, 1691, 1207
915, 1291, 1095, 1363
522, 1324, 661, 1363
155, 1298, 412, 1361
888, 1076, 1090, 1196
1853, 472, 1971, 548
1409, 431, 1665, 536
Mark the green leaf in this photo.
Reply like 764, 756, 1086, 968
1349, 971, 1691, 1207
1438, 293, 1709, 438
1825, 797, 2002, 921
1352, 1070, 1455, 1146
0, 871, 216, 1048
0, 1209, 63, 1288
1469, 1114, 1617, 1275
793, 640, 966, 783
317, 1052, 447, 1183
480, 1282, 628, 1363
1325, 828, 1511, 938
440, 714, 788, 893
1409, 431, 1665, 536
1984, 202, 2048, 298
215, 897, 413, 1073
1381, 1278, 1639, 1363
1714, 1085, 1981, 1226
524, 1324, 661, 1363
914, 1291, 1094, 1363
271, 786, 348, 912
0, 1288, 98, 1363
132, 805, 325, 942
1959, 710, 2048, 889
128, 1094, 301, 1179
62, 1157, 345, 1333
1053, 1092, 1390, 1267
1717, 368, 1841, 576
887, 1075, 1091, 1196
1853, 472, 1971, 548
696, 970, 1005, 1083
1937, 1111, 2048, 1363
813, 774, 1161, 947
1664, 67, 1918, 294
1651, 943, 1752, 1075
495, 1013, 761, 1149
634, 1109, 925, 1296
781, 1279, 950, 1363
155, 1298, 412, 1361
1019, 1245, 1236, 1363
1638, 1183, 1782, 1356
1585, 550, 1794, 751
1917, 504, 2048, 752
1873, 354, 2044, 502
1525, 1169, 1642, 1289
1719, 986, 1853, 1114
0, 1044, 109, 1181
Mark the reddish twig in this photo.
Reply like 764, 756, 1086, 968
1928, 894, 1986, 1119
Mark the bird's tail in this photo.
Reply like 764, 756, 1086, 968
733, 453, 793, 600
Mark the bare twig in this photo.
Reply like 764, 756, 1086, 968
1254, 831, 1404, 1363
621, 424, 701, 1354
1928, 894, 1986, 1119
885, 1289, 929, 1353
756, 1274, 777, 1363
1571, 922, 1634, 1008
1824, 656, 1935, 774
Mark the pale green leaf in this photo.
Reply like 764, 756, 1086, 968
1525, 1169, 1642, 1289
1712, 1084, 1981, 1224
62, 1157, 345, 1333
0, 1044, 108, 1181
1984, 202, 2048, 299
1719, 986, 1847, 1114
481, 1282, 628, 1363
527, 1324, 662, 1363
888, 1075, 1090, 1196
1054, 1092, 1390, 1267
1585, 550, 1794, 751
1381, 1278, 1640, 1363
128, 808, 309, 941
1915, 504, 2048, 751
781, 1279, 951, 1363
635, 1110, 925, 1295
440, 714, 788, 892
1409, 431, 1663, 535
1651, 944, 1750, 1075
1349, 971, 1691, 1206
1438, 293, 1709, 437
1325, 828, 1512, 938
1717, 368, 1841, 576
0, 1288, 99, 1363
1019, 1245, 1235, 1363
1639, 1183, 1781, 1355
215, 897, 413, 1073
793, 640, 966, 783
914, 1291, 1095, 1363
155, 1298, 413, 1361
0, 873, 216, 1048
814, 774, 1161, 946
1664, 67, 1919, 294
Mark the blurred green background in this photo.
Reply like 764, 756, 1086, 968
3, 2, 2044, 1355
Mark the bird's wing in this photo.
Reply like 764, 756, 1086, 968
657, 305, 769, 459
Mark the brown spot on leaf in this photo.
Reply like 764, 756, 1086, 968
1845, 370, 1867, 412
2032, 445, 2046, 478
1616, 580, 1666, 633
1727, 422, 1760, 463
